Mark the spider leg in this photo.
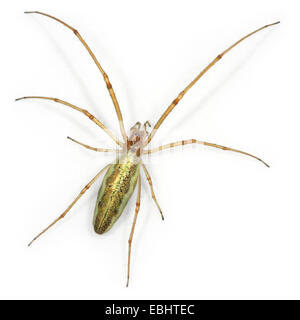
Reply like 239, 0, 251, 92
24, 11, 128, 143
144, 139, 269, 167
67, 136, 121, 153
28, 164, 110, 247
145, 21, 280, 146
126, 175, 141, 287
16, 96, 122, 146
141, 163, 164, 220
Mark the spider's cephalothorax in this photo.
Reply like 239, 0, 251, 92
126, 121, 151, 156
17, 11, 278, 286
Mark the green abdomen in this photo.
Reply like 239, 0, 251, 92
93, 152, 140, 234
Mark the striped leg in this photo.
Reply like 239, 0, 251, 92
144, 139, 269, 167
145, 22, 279, 146
15, 96, 122, 146
24, 11, 128, 143
141, 163, 164, 220
127, 175, 141, 287
28, 164, 110, 247
67, 136, 121, 153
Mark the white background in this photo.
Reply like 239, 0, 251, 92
1, 0, 299, 299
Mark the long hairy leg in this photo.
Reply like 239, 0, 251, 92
145, 21, 280, 146
16, 96, 122, 146
28, 164, 110, 246
141, 163, 164, 220
67, 136, 121, 153
127, 175, 141, 287
24, 11, 128, 143
144, 139, 269, 167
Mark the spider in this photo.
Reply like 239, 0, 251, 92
16, 11, 279, 286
